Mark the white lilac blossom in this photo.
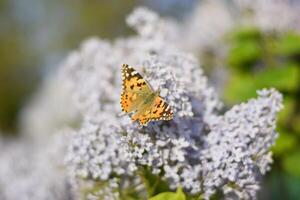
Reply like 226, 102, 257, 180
234, 0, 300, 32
64, 7, 283, 200
183, 0, 234, 54
66, 121, 136, 180
201, 89, 282, 199
65, 38, 219, 195
19, 74, 79, 139
0, 133, 73, 200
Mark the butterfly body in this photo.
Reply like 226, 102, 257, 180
120, 64, 173, 126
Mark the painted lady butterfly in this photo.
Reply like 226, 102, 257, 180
120, 64, 173, 126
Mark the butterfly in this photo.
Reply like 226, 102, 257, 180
120, 64, 173, 126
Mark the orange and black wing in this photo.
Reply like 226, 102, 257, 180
120, 64, 152, 113
132, 96, 173, 126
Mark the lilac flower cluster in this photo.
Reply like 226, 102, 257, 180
63, 7, 283, 199
201, 89, 282, 199
0, 2, 289, 200
0, 133, 73, 200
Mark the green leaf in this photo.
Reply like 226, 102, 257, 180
223, 73, 257, 104
278, 97, 295, 126
272, 131, 297, 156
254, 63, 299, 92
149, 187, 186, 200
283, 150, 300, 177
291, 114, 300, 135
230, 26, 262, 41
276, 32, 300, 56
139, 167, 169, 197
224, 64, 299, 104
227, 40, 262, 70
226, 26, 263, 71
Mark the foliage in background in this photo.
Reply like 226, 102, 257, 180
223, 27, 300, 199
184, 1, 300, 199
0, 0, 40, 133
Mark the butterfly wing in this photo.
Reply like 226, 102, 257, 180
120, 64, 153, 113
132, 95, 173, 126
121, 64, 173, 126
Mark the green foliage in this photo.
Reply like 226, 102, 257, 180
224, 64, 299, 102
139, 167, 170, 197
272, 131, 297, 156
224, 26, 300, 199
227, 27, 262, 72
292, 115, 300, 134
277, 97, 295, 125
275, 32, 300, 56
283, 150, 300, 177
0, 7, 40, 133
149, 187, 186, 200
254, 63, 299, 91
224, 73, 256, 102
228, 41, 262, 71
231, 26, 262, 41
136, 167, 206, 200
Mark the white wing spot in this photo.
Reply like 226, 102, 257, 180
131, 71, 138, 75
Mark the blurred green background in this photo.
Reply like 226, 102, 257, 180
0, 0, 299, 199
